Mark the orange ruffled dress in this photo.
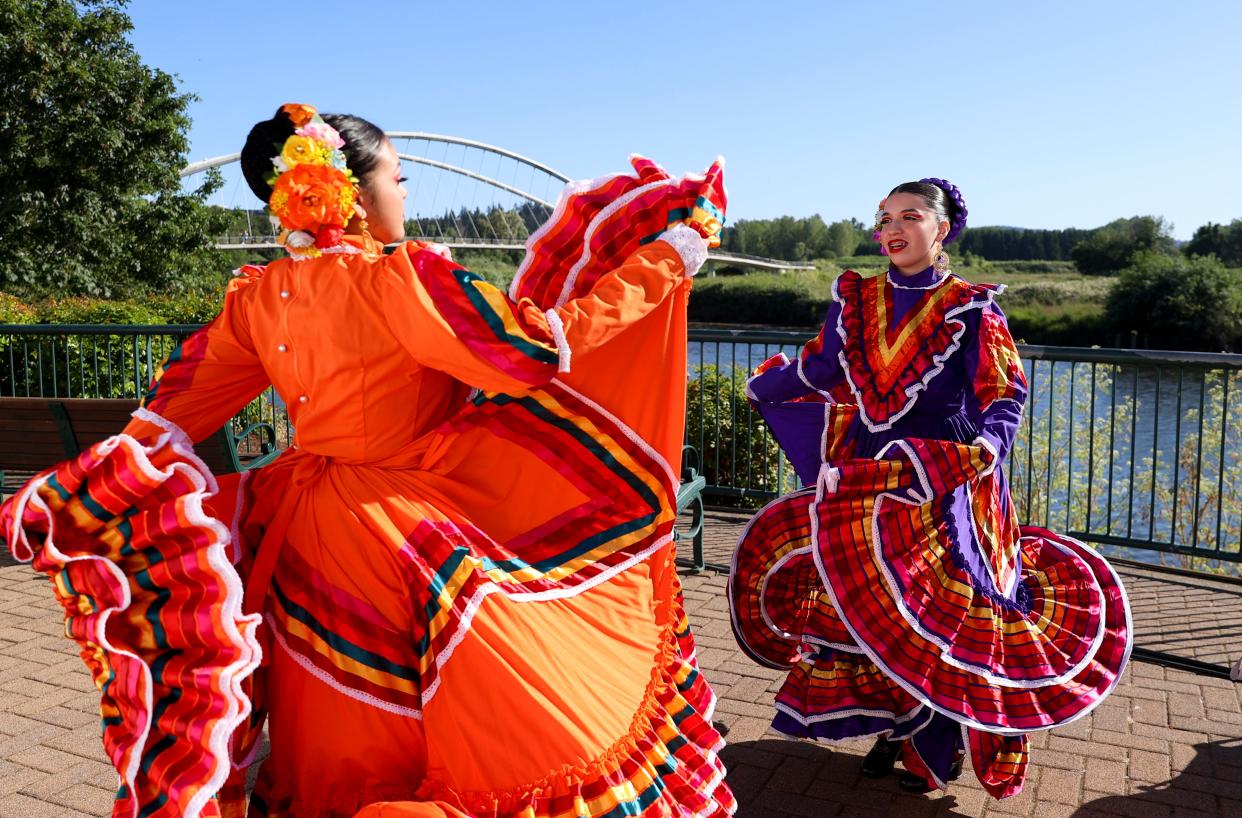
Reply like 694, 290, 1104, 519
1, 158, 735, 818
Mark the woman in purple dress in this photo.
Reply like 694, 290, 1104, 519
729, 180, 1132, 798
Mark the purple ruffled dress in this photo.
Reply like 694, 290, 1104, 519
748, 265, 1024, 483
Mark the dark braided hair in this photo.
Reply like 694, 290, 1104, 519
887, 178, 969, 244
240, 107, 388, 203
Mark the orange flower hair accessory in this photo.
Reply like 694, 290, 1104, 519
266, 103, 361, 258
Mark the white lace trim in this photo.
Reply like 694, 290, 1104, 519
554, 179, 677, 306
509, 165, 652, 299
658, 223, 709, 277
972, 435, 999, 478
864, 442, 1110, 693
774, 701, 927, 729
420, 379, 679, 708
758, 545, 814, 642
726, 487, 820, 670
886, 269, 955, 290
544, 308, 571, 373
819, 461, 841, 494
795, 354, 817, 391
744, 352, 789, 401
833, 275, 1001, 433
4, 425, 262, 818
267, 617, 423, 719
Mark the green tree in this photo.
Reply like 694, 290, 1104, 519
0, 0, 229, 296
823, 219, 861, 258
1071, 216, 1177, 275
1184, 220, 1242, 266
1105, 251, 1242, 351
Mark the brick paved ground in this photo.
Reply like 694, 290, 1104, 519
2, 512, 1241, 817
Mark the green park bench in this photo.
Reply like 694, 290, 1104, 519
675, 444, 708, 572
0, 397, 279, 504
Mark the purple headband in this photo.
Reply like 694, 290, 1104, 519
919, 177, 968, 244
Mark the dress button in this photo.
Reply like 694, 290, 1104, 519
298, 395, 308, 404
280, 290, 291, 299
277, 344, 288, 352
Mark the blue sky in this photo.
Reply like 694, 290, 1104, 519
127, 0, 1242, 238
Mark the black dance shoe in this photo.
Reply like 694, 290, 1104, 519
860, 737, 902, 778
897, 754, 964, 793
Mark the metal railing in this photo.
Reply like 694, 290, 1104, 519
686, 328, 1242, 571
3, 324, 1239, 569
0, 324, 292, 458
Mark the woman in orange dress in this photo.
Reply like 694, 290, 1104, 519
1, 104, 734, 818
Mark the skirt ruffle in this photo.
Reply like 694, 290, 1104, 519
405, 638, 731, 818
1, 426, 262, 818
728, 437, 1132, 798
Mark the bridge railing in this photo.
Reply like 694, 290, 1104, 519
3, 324, 1239, 570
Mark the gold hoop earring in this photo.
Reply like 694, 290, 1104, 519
934, 249, 950, 273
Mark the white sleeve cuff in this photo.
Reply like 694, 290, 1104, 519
544, 308, 571, 373
657, 223, 709, 277
972, 435, 999, 476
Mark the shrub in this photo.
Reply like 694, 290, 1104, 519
144, 292, 223, 324
0, 293, 36, 323
1000, 278, 1112, 308
690, 269, 835, 327
1071, 216, 1177, 276
454, 249, 521, 289
34, 297, 164, 325
1005, 304, 1110, 347
1105, 252, 1242, 351
686, 365, 795, 506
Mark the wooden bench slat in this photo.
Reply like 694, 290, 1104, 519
2, 397, 252, 478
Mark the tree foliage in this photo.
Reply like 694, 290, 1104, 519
405, 203, 548, 243
718, 216, 870, 260
1184, 220, 1242, 266
1105, 251, 1242, 351
956, 226, 1093, 261
1070, 216, 1178, 276
0, 0, 230, 296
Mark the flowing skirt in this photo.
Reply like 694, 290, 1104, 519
1, 157, 736, 818
728, 402, 1132, 798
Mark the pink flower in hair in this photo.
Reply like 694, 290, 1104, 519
873, 198, 888, 255
297, 122, 346, 149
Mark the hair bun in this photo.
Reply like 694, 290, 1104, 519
918, 177, 968, 244
240, 107, 297, 202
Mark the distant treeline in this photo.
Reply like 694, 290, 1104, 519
719, 217, 1100, 262
956, 226, 1094, 261
215, 204, 551, 244
216, 202, 1242, 272
1186, 219, 1242, 266
718, 217, 876, 261
719, 213, 1242, 271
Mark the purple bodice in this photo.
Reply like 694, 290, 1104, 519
749, 265, 1026, 485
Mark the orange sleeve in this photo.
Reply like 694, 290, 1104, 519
379, 239, 687, 394
523, 239, 688, 367
123, 271, 270, 443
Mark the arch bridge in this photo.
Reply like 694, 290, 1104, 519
181, 132, 811, 273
